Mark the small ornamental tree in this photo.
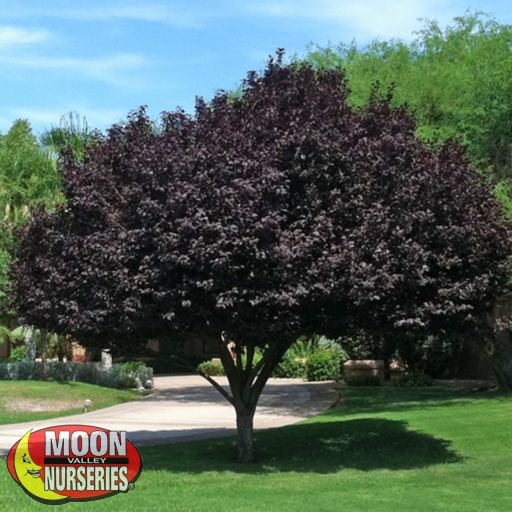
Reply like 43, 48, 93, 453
12, 55, 512, 462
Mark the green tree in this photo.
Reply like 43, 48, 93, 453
0, 119, 63, 216
0, 119, 63, 350
306, 12, 512, 180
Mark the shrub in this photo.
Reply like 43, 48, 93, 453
94, 362, 154, 389
275, 336, 347, 380
116, 361, 148, 388
136, 363, 154, 389
273, 358, 307, 378
305, 351, 342, 381
0, 363, 9, 380
393, 372, 433, 387
288, 336, 348, 360
27, 362, 43, 380
95, 366, 126, 389
395, 334, 463, 378
198, 361, 226, 377
317, 337, 348, 359
8, 361, 42, 380
344, 375, 382, 387
198, 355, 264, 379
242, 351, 263, 368
0, 345, 27, 363
0, 360, 153, 389
287, 338, 319, 359
73, 362, 102, 385
48, 361, 73, 381
10, 345, 26, 361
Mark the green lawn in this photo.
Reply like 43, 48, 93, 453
2, 384, 512, 511
0, 380, 139, 424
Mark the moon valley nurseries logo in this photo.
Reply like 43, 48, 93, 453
6, 425, 143, 505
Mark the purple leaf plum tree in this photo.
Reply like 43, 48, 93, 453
11, 54, 512, 461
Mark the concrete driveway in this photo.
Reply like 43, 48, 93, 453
0, 375, 338, 456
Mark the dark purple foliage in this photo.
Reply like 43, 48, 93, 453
12, 58, 512, 461
12, 61, 512, 355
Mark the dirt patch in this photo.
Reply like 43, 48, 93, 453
3, 399, 80, 412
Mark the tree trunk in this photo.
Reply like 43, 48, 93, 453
2, 334, 11, 359
197, 333, 295, 463
65, 336, 74, 362
40, 330, 48, 381
236, 406, 256, 463
24, 326, 36, 362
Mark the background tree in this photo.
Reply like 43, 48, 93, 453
306, 12, 512, 181
11, 57, 512, 461
0, 114, 98, 361
0, 119, 63, 357
0, 120, 62, 212
40, 111, 102, 162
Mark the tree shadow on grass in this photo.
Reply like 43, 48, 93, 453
140, 417, 463, 475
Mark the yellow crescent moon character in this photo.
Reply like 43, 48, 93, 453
14, 430, 69, 503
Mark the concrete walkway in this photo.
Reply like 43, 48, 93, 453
0, 375, 338, 456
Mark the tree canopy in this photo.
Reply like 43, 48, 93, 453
0, 119, 62, 215
0, 119, 63, 327
11, 57, 512, 460
306, 12, 512, 181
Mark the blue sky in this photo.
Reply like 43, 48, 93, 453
1, 0, 511, 137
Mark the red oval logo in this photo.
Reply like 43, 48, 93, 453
6, 425, 143, 505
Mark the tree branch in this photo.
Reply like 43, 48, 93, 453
235, 343, 243, 376
219, 332, 241, 404
251, 341, 293, 404
165, 346, 236, 405
239, 344, 255, 402
245, 345, 255, 377
197, 369, 234, 405
248, 346, 270, 384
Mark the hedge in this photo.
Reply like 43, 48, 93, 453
0, 361, 153, 389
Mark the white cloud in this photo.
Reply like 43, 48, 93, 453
243, 0, 459, 40
325, 0, 457, 40
0, 53, 147, 86
0, 53, 144, 70
0, 26, 50, 47
64, 3, 200, 26
3, 2, 204, 28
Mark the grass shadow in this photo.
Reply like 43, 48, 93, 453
140, 417, 463, 474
